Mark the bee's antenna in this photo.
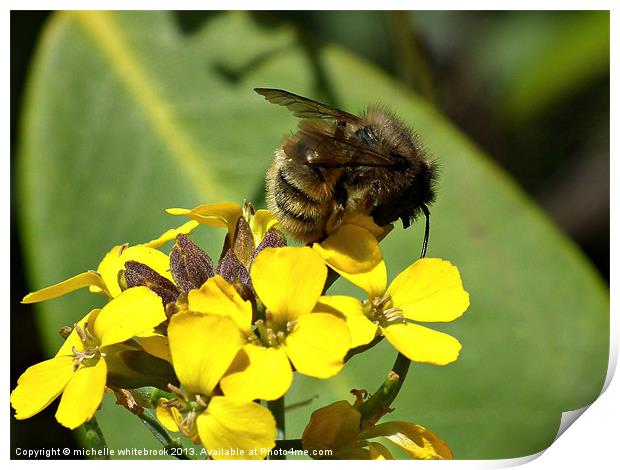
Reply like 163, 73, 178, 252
420, 204, 430, 259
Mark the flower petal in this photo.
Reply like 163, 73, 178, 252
361, 421, 453, 459
22, 271, 110, 303
96, 245, 173, 297
136, 332, 172, 364
383, 322, 462, 365
197, 396, 275, 460
340, 212, 384, 235
336, 259, 388, 299
10, 356, 74, 420
144, 220, 200, 248
168, 312, 245, 395
313, 224, 382, 275
55, 359, 107, 429
386, 258, 469, 322
284, 313, 350, 378
302, 400, 361, 452
188, 275, 252, 336
251, 247, 326, 324
313, 296, 378, 348
220, 344, 292, 401
156, 398, 181, 433
166, 202, 242, 242
93, 287, 166, 347
249, 209, 279, 246
369, 442, 395, 460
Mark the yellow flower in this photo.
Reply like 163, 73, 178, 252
156, 312, 276, 460
11, 287, 166, 429
166, 201, 278, 248
313, 211, 392, 277
21, 221, 197, 303
314, 258, 469, 365
187, 247, 351, 401
302, 401, 452, 460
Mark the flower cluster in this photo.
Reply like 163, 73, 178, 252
12, 200, 469, 460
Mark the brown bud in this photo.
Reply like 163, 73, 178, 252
170, 234, 215, 292
218, 249, 249, 285
123, 261, 179, 305
217, 249, 254, 302
232, 216, 255, 268
253, 227, 287, 260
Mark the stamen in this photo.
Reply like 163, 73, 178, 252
247, 334, 261, 345
74, 324, 87, 343
372, 295, 392, 310
195, 395, 208, 408
83, 324, 95, 341
167, 383, 188, 401
71, 345, 99, 371
383, 307, 405, 324
179, 410, 196, 437
254, 319, 288, 347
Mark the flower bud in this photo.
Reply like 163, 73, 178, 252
253, 227, 287, 259
232, 216, 255, 268
121, 261, 179, 306
170, 234, 215, 293
103, 343, 178, 390
217, 249, 254, 302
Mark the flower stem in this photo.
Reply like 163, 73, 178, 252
138, 409, 192, 460
344, 335, 384, 362
267, 397, 286, 460
357, 352, 411, 421
82, 415, 109, 459
385, 352, 411, 408
274, 439, 303, 452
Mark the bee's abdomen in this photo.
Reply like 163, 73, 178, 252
266, 157, 331, 243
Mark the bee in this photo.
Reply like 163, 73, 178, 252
256, 88, 436, 258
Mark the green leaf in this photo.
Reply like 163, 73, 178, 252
17, 11, 608, 459
471, 11, 610, 123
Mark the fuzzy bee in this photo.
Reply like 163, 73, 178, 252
256, 88, 436, 257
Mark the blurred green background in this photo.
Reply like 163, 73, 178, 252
11, 11, 609, 459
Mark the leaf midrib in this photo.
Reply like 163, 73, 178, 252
69, 10, 217, 201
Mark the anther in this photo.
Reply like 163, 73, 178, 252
383, 307, 405, 324
74, 324, 87, 343
195, 395, 208, 408
167, 383, 187, 401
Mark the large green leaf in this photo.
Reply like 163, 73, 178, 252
471, 11, 610, 123
17, 11, 608, 459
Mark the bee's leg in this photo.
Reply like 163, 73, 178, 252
326, 183, 348, 233
420, 204, 430, 259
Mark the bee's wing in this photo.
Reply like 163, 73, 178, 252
295, 121, 397, 168
255, 88, 360, 122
